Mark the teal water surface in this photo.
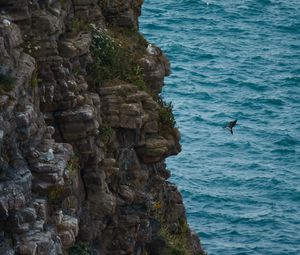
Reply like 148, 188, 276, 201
140, 1, 300, 254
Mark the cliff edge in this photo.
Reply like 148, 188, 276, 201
0, 1, 205, 254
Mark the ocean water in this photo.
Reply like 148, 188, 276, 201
140, 1, 300, 254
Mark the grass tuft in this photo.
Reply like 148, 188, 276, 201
98, 124, 113, 144
31, 69, 41, 88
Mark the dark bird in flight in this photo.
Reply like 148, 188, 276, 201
225, 119, 237, 134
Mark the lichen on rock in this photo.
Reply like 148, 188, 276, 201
0, 1, 206, 254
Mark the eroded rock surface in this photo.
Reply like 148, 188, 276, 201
0, 1, 206, 254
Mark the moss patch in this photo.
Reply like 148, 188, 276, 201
67, 154, 80, 175
159, 226, 192, 255
47, 185, 65, 204
71, 18, 89, 35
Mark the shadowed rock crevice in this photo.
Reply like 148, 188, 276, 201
0, 1, 206, 254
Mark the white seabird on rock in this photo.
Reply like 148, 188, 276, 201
46, 148, 55, 161
146, 43, 158, 55
2, 19, 11, 27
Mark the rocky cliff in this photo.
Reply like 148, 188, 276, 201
0, 1, 205, 254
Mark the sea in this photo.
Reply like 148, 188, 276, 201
139, 1, 300, 254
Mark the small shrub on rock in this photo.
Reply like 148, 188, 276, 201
156, 96, 176, 136
68, 243, 94, 255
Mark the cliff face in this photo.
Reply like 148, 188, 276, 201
0, 1, 205, 254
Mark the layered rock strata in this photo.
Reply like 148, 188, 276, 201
0, 1, 206, 254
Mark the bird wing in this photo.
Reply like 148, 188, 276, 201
228, 120, 237, 128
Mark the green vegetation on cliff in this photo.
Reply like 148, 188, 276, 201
98, 123, 113, 144
69, 243, 94, 255
87, 25, 147, 91
156, 96, 177, 136
152, 201, 195, 255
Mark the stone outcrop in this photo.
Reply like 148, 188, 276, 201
0, 1, 206, 254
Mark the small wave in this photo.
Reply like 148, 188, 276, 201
247, 163, 263, 170
257, 98, 285, 107
259, 0, 274, 5
191, 115, 205, 122
251, 55, 265, 61
274, 135, 298, 147
243, 176, 285, 188
196, 91, 213, 100
246, 217, 279, 226
262, 109, 279, 118
239, 82, 268, 92
196, 194, 232, 204
271, 148, 296, 154
283, 76, 300, 86
227, 26, 245, 33
221, 142, 241, 149
198, 53, 216, 60
221, 77, 239, 85
276, 23, 300, 33
200, 0, 222, 8
267, 188, 300, 202
211, 112, 229, 119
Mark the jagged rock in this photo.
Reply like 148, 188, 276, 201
118, 185, 135, 204
0, 22, 23, 49
102, 158, 119, 178
136, 136, 169, 163
191, 231, 205, 255
31, 10, 63, 35
145, 236, 166, 255
18, 243, 38, 255
58, 32, 91, 58
101, 0, 143, 29
138, 46, 171, 93
55, 104, 99, 141
99, 82, 157, 130
33, 199, 48, 221
57, 214, 79, 248
16, 228, 63, 255
29, 142, 73, 191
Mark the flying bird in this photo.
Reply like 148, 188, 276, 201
224, 119, 237, 134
